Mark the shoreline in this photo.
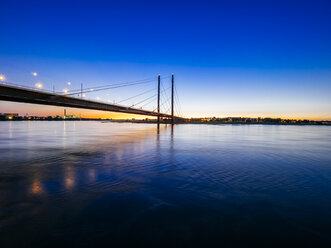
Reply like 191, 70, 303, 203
1, 119, 330, 126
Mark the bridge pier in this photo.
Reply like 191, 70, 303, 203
157, 74, 160, 125
171, 74, 174, 124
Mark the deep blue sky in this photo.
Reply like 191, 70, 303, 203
1, 0, 331, 119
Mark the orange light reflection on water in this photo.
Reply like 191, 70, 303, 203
31, 178, 44, 194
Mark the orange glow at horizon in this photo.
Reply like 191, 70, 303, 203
0, 101, 330, 121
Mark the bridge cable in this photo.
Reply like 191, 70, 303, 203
138, 86, 171, 110
115, 87, 156, 105
66, 77, 156, 93
64, 80, 155, 96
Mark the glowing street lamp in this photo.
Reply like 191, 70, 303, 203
63, 89, 68, 93
67, 82, 71, 85
35, 83, 43, 89
0, 74, 5, 81
32, 72, 38, 76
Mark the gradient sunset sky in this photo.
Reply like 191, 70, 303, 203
0, 0, 330, 120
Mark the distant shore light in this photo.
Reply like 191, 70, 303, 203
0, 74, 5, 81
63, 89, 68, 93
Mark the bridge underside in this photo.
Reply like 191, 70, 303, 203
0, 84, 185, 120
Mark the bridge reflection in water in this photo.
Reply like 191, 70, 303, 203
23, 122, 173, 197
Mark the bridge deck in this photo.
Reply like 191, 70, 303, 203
0, 84, 185, 120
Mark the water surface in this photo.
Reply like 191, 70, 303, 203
0, 121, 331, 247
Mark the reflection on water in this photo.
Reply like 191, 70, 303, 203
64, 166, 75, 190
0, 121, 331, 247
31, 177, 43, 195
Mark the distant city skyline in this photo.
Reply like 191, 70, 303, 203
1, 0, 330, 120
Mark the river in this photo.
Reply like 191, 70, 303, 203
0, 121, 331, 247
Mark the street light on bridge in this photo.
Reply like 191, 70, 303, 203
35, 83, 43, 89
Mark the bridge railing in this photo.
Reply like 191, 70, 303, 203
0, 81, 57, 94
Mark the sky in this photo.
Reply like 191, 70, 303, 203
0, 0, 330, 120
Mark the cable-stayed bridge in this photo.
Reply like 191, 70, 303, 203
0, 75, 186, 123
